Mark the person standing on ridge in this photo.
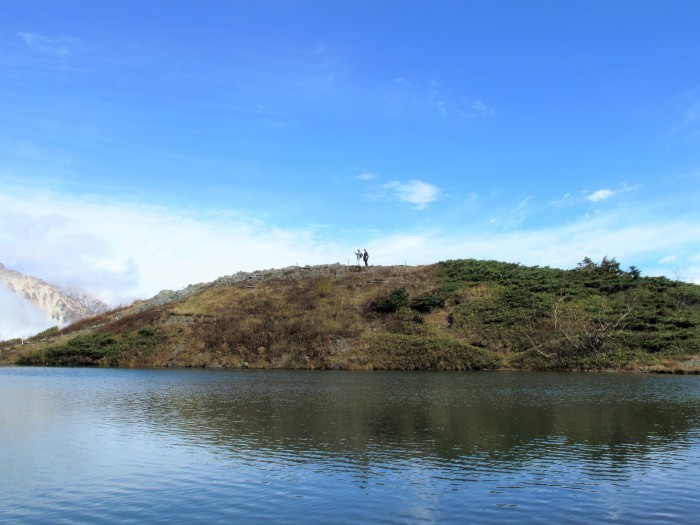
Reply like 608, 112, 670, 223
355, 249, 363, 266
363, 249, 369, 266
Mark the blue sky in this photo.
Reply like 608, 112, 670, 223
1, 0, 700, 305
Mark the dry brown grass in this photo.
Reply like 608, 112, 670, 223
128, 265, 440, 369
8, 260, 700, 372
6, 265, 439, 368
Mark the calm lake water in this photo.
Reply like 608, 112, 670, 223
1, 368, 699, 524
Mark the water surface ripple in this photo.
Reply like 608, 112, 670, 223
1, 368, 699, 524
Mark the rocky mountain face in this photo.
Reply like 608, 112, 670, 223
0, 262, 109, 329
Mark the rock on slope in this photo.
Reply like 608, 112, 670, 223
0, 262, 109, 326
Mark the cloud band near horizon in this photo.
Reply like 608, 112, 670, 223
1, 183, 699, 309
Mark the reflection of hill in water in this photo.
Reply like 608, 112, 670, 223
119, 371, 700, 471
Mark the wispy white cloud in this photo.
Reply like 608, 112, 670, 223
355, 172, 378, 181
459, 100, 495, 118
0, 185, 342, 305
18, 32, 81, 62
511, 196, 531, 223
675, 85, 700, 127
663, 85, 700, 145
381, 180, 440, 209
373, 214, 700, 283
2, 178, 699, 324
0, 285, 52, 340
587, 189, 615, 202
464, 192, 479, 205
549, 192, 573, 206
388, 76, 493, 121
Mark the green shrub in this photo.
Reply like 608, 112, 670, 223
371, 287, 410, 313
410, 292, 445, 312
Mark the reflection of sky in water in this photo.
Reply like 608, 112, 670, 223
1, 368, 699, 524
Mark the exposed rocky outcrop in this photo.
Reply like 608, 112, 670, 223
0, 262, 109, 326
133, 263, 354, 312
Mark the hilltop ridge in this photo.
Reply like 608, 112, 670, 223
3, 259, 700, 372
132, 264, 349, 313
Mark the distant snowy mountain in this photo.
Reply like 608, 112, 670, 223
0, 262, 109, 340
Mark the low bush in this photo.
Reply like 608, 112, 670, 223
370, 287, 410, 313
410, 291, 446, 312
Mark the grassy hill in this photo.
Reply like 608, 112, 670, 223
3, 258, 700, 372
